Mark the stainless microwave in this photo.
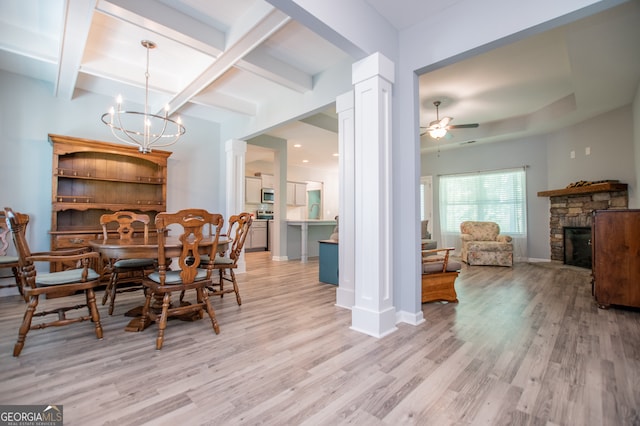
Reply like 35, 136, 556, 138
261, 188, 275, 204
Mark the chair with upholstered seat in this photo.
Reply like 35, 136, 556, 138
0, 210, 24, 299
4, 207, 103, 356
421, 247, 461, 303
139, 209, 224, 350
100, 211, 156, 315
460, 221, 513, 266
208, 212, 252, 305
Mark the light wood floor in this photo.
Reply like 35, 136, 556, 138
1, 253, 639, 425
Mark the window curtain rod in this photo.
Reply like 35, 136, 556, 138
437, 165, 528, 177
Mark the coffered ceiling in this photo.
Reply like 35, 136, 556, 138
1, 1, 639, 169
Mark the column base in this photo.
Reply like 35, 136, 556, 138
335, 287, 354, 309
350, 305, 397, 338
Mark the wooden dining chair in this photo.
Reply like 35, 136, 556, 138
0, 210, 24, 299
140, 209, 224, 350
208, 212, 253, 305
4, 207, 103, 356
100, 211, 156, 315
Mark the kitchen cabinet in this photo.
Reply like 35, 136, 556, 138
287, 181, 307, 206
246, 220, 268, 251
592, 209, 640, 309
49, 134, 170, 272
260, 173, 274, 189
245, 176, 262, 204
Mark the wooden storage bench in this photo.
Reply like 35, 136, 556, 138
422, 247, 460, 303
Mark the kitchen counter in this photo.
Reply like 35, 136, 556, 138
286, 220, 337, 225
286, 219, 337, 262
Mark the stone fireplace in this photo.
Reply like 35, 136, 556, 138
538, 182, 628, 263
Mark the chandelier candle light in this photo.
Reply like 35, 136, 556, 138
101, 40, 185, 153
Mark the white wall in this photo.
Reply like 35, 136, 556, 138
547, 105, 636, 201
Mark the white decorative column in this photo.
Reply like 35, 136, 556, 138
350, 52, 397, 338
225, 139, 247, 273
336, 90, 355, 309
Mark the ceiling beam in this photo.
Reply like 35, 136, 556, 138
191, 91, 257, 116
55, 0, 96, 99
96, 0, 224, 56
237, 47, 312, 93
92, 1, 314, 115
163, 8, 291, 116
265, 0, 366, 59
300, 113, 338, 133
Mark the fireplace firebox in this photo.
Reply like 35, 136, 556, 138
563, 227, 592, 269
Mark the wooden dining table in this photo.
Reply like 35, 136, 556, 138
89, 235, 229, 332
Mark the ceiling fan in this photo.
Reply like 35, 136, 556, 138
421, 101, 479, 139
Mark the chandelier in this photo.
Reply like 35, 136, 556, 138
101, 40, 185, 153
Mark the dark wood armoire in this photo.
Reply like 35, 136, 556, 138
592, 209, 640, 309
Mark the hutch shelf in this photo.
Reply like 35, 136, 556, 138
49, 134, 171, 271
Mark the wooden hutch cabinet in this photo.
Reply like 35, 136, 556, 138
592, 209, 640, 309
49, 134, 171, 271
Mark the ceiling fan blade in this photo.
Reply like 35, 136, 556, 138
448, 123, 479, 129
438, 117, 452, 127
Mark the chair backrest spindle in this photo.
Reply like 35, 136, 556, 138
227, 213, 253, 263
100, 211, 150, 241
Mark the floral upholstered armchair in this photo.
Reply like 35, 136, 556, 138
460, 221, 513, 266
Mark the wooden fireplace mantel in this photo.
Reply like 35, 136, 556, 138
537, 182, 627, 197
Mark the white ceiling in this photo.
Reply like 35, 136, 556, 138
1, 1, 639, 168
418, 1, 640, 152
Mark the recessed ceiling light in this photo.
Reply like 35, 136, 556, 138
332, 153, 339, 157
302, 159, 309, 163
293, 144, 301, 148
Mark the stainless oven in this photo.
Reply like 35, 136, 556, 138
261, 188, 275, 204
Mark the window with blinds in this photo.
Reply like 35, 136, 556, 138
439, 168, 527, 235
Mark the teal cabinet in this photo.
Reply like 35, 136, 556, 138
318, 240, 338, 285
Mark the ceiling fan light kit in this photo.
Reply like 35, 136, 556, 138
422, 100, 479, 140
428, 127, 448, 139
